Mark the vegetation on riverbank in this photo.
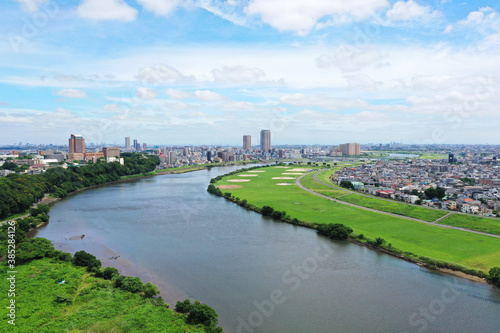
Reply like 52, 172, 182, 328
210, 165, 500, 284
1, 204, 223, 332
0, 153, 160, 220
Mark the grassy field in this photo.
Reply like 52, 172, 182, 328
216, 166, 500, 271
337, 194, 448, 222
418, 153, 448, 160
304, 169, 448, 222
0, 258, 205, 332
438, 214, 500, 236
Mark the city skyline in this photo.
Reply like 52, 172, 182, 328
1, 1, 499, 145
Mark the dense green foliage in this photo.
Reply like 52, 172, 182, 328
73, 250, 102, 272
424, 186, 446, 200
317, 223, 353, 240
0, 257, 212, 332
1, 231, 223, 332
0, 153, 159, 219
175, 300, 222, 332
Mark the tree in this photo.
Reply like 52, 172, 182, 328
187, 302, 219, 328
143, 282, 160, 298
489, 267, 500, 285
96, 267, 119, 280
375, 237, 385, 246
317, 223, 353, 240
115, 276, 144, 293
73, 250, 102, 272
424, 187, 437, 199
261, 206, 274, 216
175, 299, 192, 313
436, 187, 446, 200
411, 189, 420, 196
2, 162, 18, 170
340, 181, 354, 190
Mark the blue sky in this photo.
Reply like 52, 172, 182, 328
0, 0, 499, 145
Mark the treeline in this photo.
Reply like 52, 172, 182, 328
0, 153, 160, 219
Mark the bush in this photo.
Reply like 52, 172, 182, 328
175, 299, 192, 313
73, 250, 102, 272
261, 206, 274, 216
317, 223, 353, 240
489, 267, 500, 285
96, 267, 119, 280
114, 276, 144, 293
143, 282, 160, 298
187, 302, 219, 328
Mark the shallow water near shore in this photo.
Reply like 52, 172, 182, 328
35, 165, 500, 333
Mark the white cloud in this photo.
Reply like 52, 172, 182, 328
136, 87, 158, 99
245, 0, 389, 35
212, 65, 266, 83
166, 88, 193, 99
56, 89, 88, 98
411, 75, 457, 90
165, 88, 226, 101
386, 0, 439, 21
77, 0, 138, 22
456, 7, 500, 50
194, 90, 226, 101
320, 46, 385, 72
345, 74, 382, 91
16, 0, 48, 13
136, 64, 190, 85
459, 7, 496, 26
136, 0, 180, 16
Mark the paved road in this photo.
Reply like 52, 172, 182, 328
296, 171, 500, 239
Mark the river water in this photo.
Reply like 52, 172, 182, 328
35, 166, 500, 333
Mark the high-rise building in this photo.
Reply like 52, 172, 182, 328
133, 139, 141, 151
339, 142, 360, 156
68, 134, 85, 160
260, 130, 271, 152
143, 143, 147, 150
243, 135, 252, 150
125, 137, 131, 149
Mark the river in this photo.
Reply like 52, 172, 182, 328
35, 165, 500, 333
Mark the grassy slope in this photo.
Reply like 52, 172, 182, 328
305, 169, 448, 222
216, 166, 500, 271
0, 259, 204, 333
438, 214, 500, 236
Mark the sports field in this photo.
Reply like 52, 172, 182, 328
216, 166, 500, 271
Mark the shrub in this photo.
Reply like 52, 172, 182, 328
73, 250, 102, 272
317, 223, 353, 240
261, 206, 274, 216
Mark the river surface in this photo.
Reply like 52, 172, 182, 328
35, 166, 500, 333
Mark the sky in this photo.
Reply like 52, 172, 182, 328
0, 0, 499, 146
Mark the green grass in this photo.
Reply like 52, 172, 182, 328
120, 170, 158, 179
303, 169, 448, 222
438, 214, 500, 236
216, 166, 500, 271
418, 153, 448, 160
0, 258, 205, 333
337, 194, 448, 222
